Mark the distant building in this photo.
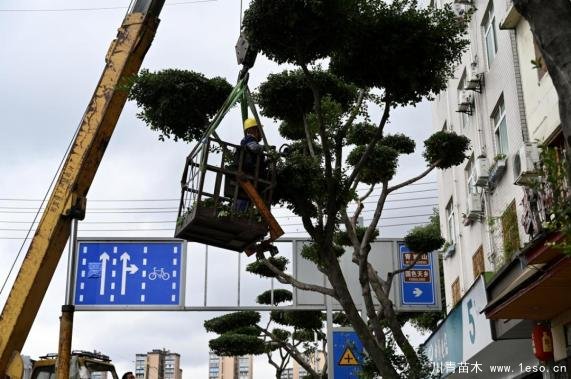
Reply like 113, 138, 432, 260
134, 349, 182, 379
279, 351, 325, 379
208, 352, 253, 379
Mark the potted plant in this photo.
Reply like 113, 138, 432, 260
489, 153, 507, 186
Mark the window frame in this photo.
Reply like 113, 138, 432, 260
482, 2, 498, 69
492, 97, 508, 156
446, 198, 456, 244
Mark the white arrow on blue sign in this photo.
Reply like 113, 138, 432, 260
73, 239, 186, 310
397, 242, 439, 309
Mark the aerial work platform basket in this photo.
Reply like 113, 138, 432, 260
175, 75, 283, 253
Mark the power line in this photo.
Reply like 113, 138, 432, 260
0, 188, 438, 202
0, 213, 433, 231
0, 0, 218, 13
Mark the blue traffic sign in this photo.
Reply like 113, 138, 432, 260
73, 239, 185, 309
332, 328, 364, 379
398, 242, 437, 306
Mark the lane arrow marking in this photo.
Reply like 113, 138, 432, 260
99, 252, 110, 295
120, 252, 139, 295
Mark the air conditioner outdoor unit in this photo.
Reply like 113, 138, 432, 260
465, 65, 483, 92
475, 156, 490, 186
466, 192, 483, 220
513, 143, 540, 185
457, 90, 474, 114
460, 90, 474, 105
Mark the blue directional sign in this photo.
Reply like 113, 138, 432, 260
73, 239, 185, 309
398, 242, 437, 307
332, 328, 364, 379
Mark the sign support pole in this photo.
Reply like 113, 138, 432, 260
326, 288, 334, 379
204, 245, 208, 307
57, 219, 78, 379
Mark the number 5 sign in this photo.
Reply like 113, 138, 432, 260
461, 276, 493, 361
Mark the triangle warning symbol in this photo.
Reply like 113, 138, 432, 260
338, 347, 358, 366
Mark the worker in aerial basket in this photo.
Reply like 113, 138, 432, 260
235, 117, 268, 211
241, 117, 264, 169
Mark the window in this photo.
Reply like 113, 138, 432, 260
465, 156, 478, 197
482, 2, 498, 68
446, 199, 456, 244
472, 246, 485, 279
492, 98, 508, 155
452, 277, 461, 306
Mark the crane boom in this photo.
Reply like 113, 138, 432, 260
0, 1, 165, 375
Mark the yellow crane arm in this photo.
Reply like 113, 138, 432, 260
0, 1, 165, 375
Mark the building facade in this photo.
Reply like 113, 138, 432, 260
134, 349, 182, 379
208, 353, 253, 379
428, 0, 568, 377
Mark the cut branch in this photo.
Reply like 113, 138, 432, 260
387, 161, 439, 194
257, 253, 337, 297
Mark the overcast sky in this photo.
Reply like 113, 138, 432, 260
0, 1, 437, 377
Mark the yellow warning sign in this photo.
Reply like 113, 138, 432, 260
338, 347, 358, 366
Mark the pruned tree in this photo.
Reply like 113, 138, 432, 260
512, 0, 571, 181
130, 1, 470, 377
241, 1, 469, 378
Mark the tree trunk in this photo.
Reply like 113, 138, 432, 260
326, 260, 401, 379
513, 0, 571, 180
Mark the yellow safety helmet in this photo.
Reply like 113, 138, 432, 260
243, 117, 262, 131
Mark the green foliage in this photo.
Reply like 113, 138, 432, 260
346, 122, 377, 146
382, 134, 416, 154
532, 146, 571, 254
256, 289, 293, 305
359, 339, 436, 379
404, 224, 445, 254
230, 326, 261, 336
301, 243, 345, 265
347, 123, 416, 154
335, 227, 380, 247
204, 311, 261, 334
128, 69, 232, 142
270, 310, 324, 330
246, 256, 289, 278
330, 0, 468, 105
292, 329, 317, 342
501, 201, 520, 261
243, 0, 354, 65
347, 144, 399, 184
332, 312, 352, 326
423, 131, 470, 169
209, 334, 267, 356
273, 147, 325, 216
271, 328, 291, 343
256, 69, 357, 130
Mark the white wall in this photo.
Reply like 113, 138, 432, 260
432, 0, 529, 310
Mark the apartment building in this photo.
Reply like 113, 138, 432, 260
208, 353, 253, 379
278, 350, 325, 379
424, 0, 569, 377
134, 349, 182, 379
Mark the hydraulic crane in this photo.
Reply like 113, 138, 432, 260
0, 0, 166, 376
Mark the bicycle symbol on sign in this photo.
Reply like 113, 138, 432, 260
148, 267, 170, 281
